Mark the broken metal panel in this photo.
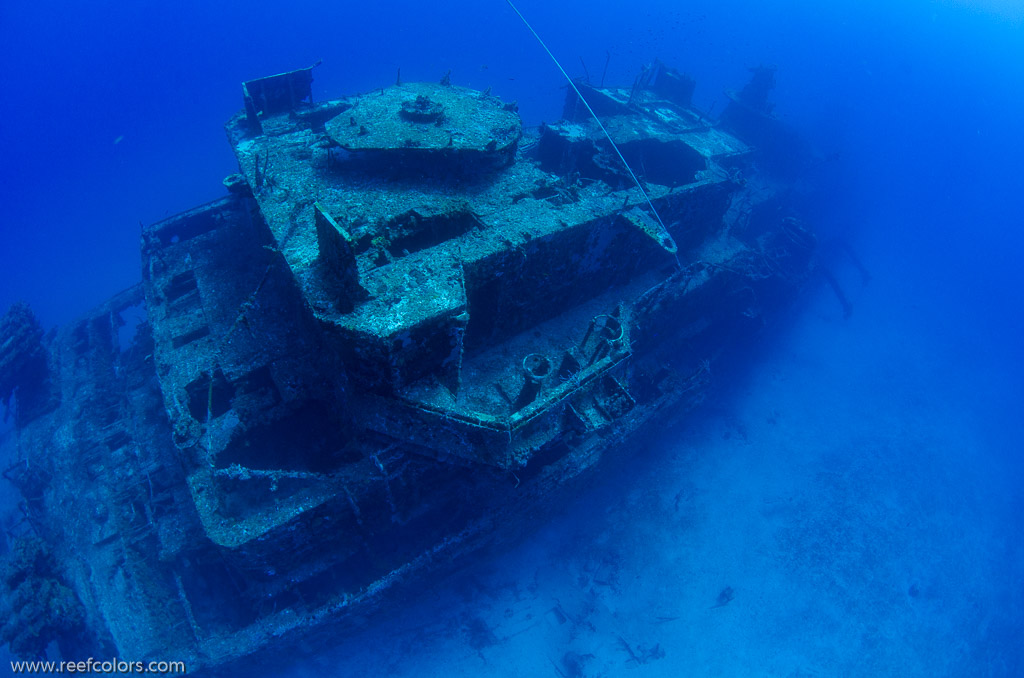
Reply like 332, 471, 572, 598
242, 62, 319, 134
314, 202, 364, 312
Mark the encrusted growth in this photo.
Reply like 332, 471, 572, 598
1, 62, 817, 673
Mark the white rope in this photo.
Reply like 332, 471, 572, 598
504, 0, 669, 232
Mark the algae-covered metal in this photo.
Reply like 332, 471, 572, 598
0, 62, 815, 671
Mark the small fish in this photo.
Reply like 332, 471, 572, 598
710, 586, 734, 608
113, 135, 124, 145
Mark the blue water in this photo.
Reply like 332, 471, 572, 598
1, 0, 1021, 674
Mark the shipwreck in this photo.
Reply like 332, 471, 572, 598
0, 61, 816, 670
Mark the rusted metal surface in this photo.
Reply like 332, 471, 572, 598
0, 63, 815, 671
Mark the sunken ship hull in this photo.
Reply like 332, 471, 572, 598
1, 64, 815, 670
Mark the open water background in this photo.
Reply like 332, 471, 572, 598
1, 0, 1021, 674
